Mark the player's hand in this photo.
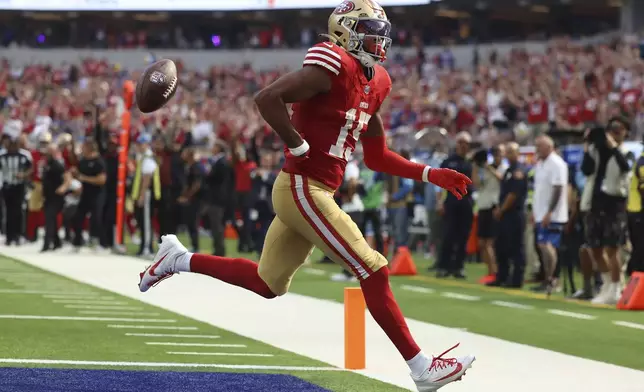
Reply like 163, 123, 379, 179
428, 168, 472, 200
286, 140, 310, 163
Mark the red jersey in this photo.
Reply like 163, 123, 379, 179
31, 149, 47, 182
234, 160, 257, 193
580, 98, 598, 123
285, 42, 392, 190
565, 103, 582, 126
527, 100, 548, 124
621, 88, 641, 112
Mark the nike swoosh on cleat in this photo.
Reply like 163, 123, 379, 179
148, 253, 169, 277
435, 363, 463, 382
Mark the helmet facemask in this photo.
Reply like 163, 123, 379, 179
342, 17, 392, 68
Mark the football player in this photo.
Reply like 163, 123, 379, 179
139, 1, 474, 390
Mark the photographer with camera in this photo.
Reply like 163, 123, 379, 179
471, 145, 506, 284
580, 117, 632, 305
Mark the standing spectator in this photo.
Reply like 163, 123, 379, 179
386, 150, 414, 257
359, 164, 385, 255
626, 143, 644, 275
424, 146, 447, 268
204, 140, 234, 256
532, 136, 568, 295
489, 142, 528, 288
231, 141, 256, 253
179, 144, 203, 253
0, 136, 32, 246
26, 132, 50, 242
95, 120, 120, 250
71, 138, 106, 251
251, 151, 277, 255
436, 133, 473, 279
41, 143, 67, 252
581, 118, 632, 304
472, 145, 505, 284
154, 135, 174, 238
131, 134, 160, 257
169, 132, 188, 233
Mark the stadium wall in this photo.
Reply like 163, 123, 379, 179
3, 41, 556, 70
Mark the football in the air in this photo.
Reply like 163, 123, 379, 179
135, 59, 178, 113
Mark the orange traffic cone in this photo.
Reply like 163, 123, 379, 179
389, 246, 417, 276
618, 272, 644, 310
224, 223, 238, 239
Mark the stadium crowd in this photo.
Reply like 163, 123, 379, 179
0, 33, 643, 306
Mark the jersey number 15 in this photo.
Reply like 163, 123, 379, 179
328, 108, 372, 162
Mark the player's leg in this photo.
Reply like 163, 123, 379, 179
189, 215, 311, 298
139, 194, 314, 299
276, 173, 474, 390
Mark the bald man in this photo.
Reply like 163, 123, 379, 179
488, 142, 528, 288
41, 143, 69, 252
532, 136, 568, 295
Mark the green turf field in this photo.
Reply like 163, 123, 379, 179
0, 255, 406, 392
130, 236, 644, 371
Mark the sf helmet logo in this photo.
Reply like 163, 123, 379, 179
334, 0, 355, 14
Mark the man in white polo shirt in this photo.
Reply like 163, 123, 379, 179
532, 135, 568, 295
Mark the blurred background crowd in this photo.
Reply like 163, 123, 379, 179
0, 0, 643, 307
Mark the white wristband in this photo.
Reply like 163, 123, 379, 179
422, 166, 431, 182
289, 140, 310, 157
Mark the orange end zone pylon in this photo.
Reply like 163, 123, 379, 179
344, 287, 366, 369
618, 272, 644, 310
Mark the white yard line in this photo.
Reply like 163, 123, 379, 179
441, 292, 481, 301
167, 352, 272, 357
108, 325, 198, 330
0, 315, 176, 323
613, 321, 644, 331
4, 245, 644, 392
64, 305, 142, 310
146, 342, 245, 348
547, 309, 597, 320
77, 311, 161, 316
0, 289, 95, 295
43, 294, 106, 299
0, 358, 338, 371
400, 285, 435, 294
53, 300, 128, 305
491, 301, 534, 310
125, 333, 219, 338
302, 268, 328, 276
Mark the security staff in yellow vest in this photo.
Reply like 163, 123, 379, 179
132, 133, 160, 257
627, 149, 644, 274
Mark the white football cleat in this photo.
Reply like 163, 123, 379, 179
138, 234, 188, 292
412, 343, 475, 392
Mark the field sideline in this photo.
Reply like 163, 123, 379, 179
1, 243, 643, 391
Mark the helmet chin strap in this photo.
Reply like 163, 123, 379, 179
354, 52, 377, 68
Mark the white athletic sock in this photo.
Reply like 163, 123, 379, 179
174, 252, 193, 272
407, 350, 431, 377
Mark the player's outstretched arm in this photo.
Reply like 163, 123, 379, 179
361, 114, 472, 199
254, 66, 331, 152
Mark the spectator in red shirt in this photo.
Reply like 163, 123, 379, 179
232, 140, 256, 253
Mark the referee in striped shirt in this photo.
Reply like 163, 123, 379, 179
0, 136, 32, 246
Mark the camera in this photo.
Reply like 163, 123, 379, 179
472, 149, 489, 167
586, 126, 606, 147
